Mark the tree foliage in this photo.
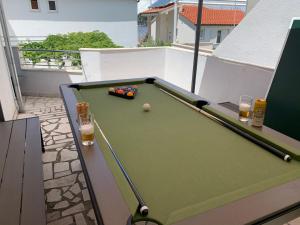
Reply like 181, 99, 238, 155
20, 31, 121, 67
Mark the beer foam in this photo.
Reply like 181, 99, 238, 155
239, 103, 251, 111
80, 124, 94, 134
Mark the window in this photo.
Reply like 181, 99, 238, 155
216, 30, 222, 43
200, 29, 205, 41
48, 0, 57, 11
30, 0, 39, 10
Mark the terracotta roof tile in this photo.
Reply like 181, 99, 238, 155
141, 4, 245, 26
180, 5, 245, 25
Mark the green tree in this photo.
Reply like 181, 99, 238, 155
20, 31, 121, 67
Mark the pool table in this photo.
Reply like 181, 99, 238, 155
60, 77, 300, 225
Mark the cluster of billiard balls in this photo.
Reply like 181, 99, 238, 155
108, 86, 151, 112
108, 87, 136, 97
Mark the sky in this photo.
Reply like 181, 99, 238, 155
138, 0, 159, 13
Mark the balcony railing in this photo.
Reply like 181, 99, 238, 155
18, 49, 82, 71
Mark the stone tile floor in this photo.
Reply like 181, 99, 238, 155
18, 96, 97, 225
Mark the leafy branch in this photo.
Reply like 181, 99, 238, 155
20, 31, 121, 68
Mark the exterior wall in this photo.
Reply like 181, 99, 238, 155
151, 18, 157, 40
16, 45, 276, 107
80, 47, 209, 92
164, 47, 207, 91
175, 15, 233, 44
3, 0, 138, 47
80, 47, 166, 81
154, 11, 174, 42
177, 16, 196, 44
199, 56, 274, 104
0, 41, 17, 120
157, 14, 166, 41
147, 11, 173, 42
167, 10, 174, 42
204, 26, 232, 44
214, 0, 300, 69
18, 69, 84, 97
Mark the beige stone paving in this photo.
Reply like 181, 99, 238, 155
18, 96, 97, 225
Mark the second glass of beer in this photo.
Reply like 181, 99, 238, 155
79, 113, 95, 146
239, 95, 253, 122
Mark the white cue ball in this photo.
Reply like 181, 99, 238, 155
143, 103, 151, 112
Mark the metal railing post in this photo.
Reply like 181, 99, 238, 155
191, 0, 204, 94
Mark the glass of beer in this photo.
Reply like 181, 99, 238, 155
239, 95, 253, 122
79, 113, 95, 146
76, 102, 89, 123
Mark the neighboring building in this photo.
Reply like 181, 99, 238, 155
2, 0, 138, 47
178, 5, 244, 44
141, 2, 245, 46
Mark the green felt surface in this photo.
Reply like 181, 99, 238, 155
203, 105, 300, 160
74, 83, 300, 225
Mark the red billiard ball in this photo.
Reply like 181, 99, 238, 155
116, 89, 125, 95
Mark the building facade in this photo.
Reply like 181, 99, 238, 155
141, 3, 244, 46
2, 0, 138, 47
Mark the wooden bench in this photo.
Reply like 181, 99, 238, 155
0, 117, 46, 225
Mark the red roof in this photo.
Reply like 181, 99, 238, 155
141, 4, 245, 26
181, 5, 245, 25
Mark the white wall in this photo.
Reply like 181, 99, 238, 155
18, 69, 84, 97
80, 47, 209, 92
18, 47, 209, 96
177, 16, 196, 44
167, 11, 174, 42
56, 46, 273, 104
164, 47, 207, 91
175, 15, 233, 44
80, 47, 166, 81
0, 41, 17, 120
214, 0, 300, 69
205, 26, 232, 44
151, 19, 157, 40
199, 56, 274, 104
17, 46, 276, 107
151, 11, 174, 42
3, 0, 138, 47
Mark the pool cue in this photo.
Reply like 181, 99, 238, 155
160, 89, 292, 162
94, 119, 149, 216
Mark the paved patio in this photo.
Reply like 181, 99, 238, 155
18, 96, 97, 225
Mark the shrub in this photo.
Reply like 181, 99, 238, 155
139, 37, 171, 47
20, 31, 121, 67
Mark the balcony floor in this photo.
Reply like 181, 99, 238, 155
18, 96, 98, 225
